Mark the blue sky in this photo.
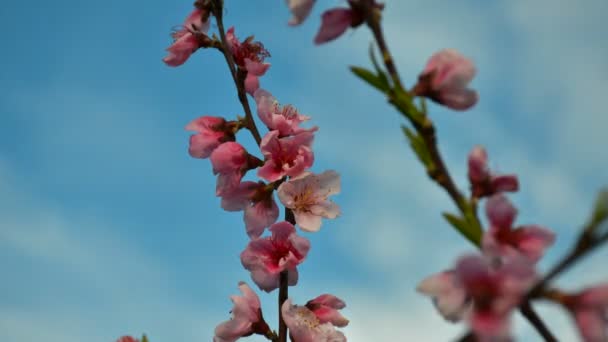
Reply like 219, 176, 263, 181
1, 0, 607, 341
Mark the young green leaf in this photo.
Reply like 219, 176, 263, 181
350, 66, 389, 93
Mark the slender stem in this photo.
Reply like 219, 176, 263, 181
278, 270, 289, 342
519, 301, 558, 342
278, 208, 296, 342
357, 1, 552, 340
213, 2, 262, 144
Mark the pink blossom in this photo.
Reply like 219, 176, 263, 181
564, 284, 608, 342
287, 0, 316, 26
240, 221, 310, 292
282, 299, 347, 342
163, 8, 210, 67
221, 181, 280, 238
257, 130, 315, 182
116, 337, 139, 342
214, 282, 270, 342
186, 116, 234, 159
210, 142, 260, 196
413, 49, 478, 110
305, 294, 350, 327
277, 171, 340, 232
483, 194, 555, 262
225, 27, 271, 95
254, 89, 317, 137
468, 146, 519, 198
455, 255, 536, 340
417, 270, 469, 322
314, 8, 354, 45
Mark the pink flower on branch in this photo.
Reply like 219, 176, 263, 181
257, 130, 315, 182
225, 27, 271, 95
305, 294, 350, 327
254, 89, 317, 137
456, 255, 537, 340
282, 298, 347, 342
240, 221, 310, 292
468, 146, 519, 198
214, 282, 270, 342
483, 194, 555, 263
314, 1, 383, 45
186, 116, 236, 159
563, 284, 608, 342
286, 0, 316, 26
221, 181, 279, 238
417, 270, 469, 322
163, 8, 211, 67
413, 49, 478, 111
278, 170, 340, 232
210, 142, 263, 196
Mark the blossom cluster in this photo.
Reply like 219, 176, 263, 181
161, 1, 349, 340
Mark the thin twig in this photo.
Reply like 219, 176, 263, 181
213, 1, 262, 144
357, 1, 553, 340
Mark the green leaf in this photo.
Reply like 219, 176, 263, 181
141, 334, 149, 342
591, 189, 608, 224
443, 212, 481, 247
350, 66, 389, 93
368, 43, 390, 88
401, 125, 432, 167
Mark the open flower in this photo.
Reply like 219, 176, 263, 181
258, 130, 315, 182
163, 8, 210, 66
226, 27, 271, 95
305, 294, 349, 327
240, 221, 310, 292
278, 170, 340, 232
214, 282, 270, 342
287, 0, 316, 26
417, 270, 469, 322
561, 284, 608, 342
282, 299, 347, 342
221, 181, 279, 238
254, 89, 317, 137
468, 146, 518, 198
413, 49, 478, 110
483, 194, 555, 263
456, 255, 536, 340
210, 142, 262, 196
186, 116, 235, 159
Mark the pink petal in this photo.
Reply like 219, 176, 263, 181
580, 284, 608, 306
491, 174, 519, 193
220, 181, 258, 211
469, 310, 511, 340
485, 194, 517, 229
244, 74, 260, 96
438, 88, 478, 111
512, 225, 555, 261
294, 210, 322, 232
244, 59, 270, 76
574, 309, 607, 342
188, 132, 224, 159
287, 0, 316, 26
163, 32, 199, 67
314, 8, 353, 45
210, 142, 248, 174
116, 337, 139, 342
417, 271, 468, 322
244, 197, 279, 238
468, 146, 489, 182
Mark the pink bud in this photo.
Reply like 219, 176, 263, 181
414, 49, 478, 110
306, 294, 349, 327
186, 116, 233, 159
210, 142, 251, 196
565, 284, 608, 342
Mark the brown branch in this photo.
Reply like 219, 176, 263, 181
356, 1, 553, 340
212, 1, 262, 145
278, 208, 296, 342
